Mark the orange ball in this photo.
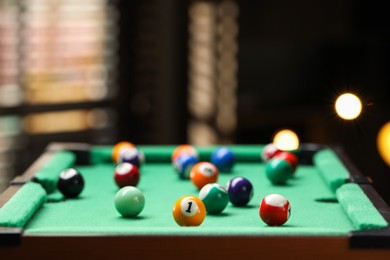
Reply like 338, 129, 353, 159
172, 196, 206, 226
112, 142, 135, 163
171, 145, 198, 161
190, 162, 218, 190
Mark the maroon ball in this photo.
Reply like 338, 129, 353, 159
114, 163, 140, 188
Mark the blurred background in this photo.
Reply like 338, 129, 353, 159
1, 0, 390, 203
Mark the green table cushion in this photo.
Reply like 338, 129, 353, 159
336, 183, 388, 230
313, 149, 349, 193
34, 151, 76, 193
0, 182, 47, 227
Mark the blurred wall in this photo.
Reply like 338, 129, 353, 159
236, 0, 390, 202
115, 0, 390, 202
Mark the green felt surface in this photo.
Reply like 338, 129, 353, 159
0, 182, 46, 227
24, 160, 356, 235
2, 145, 386, 236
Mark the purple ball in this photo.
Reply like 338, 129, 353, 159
226, 177, 254, 206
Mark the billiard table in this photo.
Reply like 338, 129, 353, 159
1, 143, 390, 259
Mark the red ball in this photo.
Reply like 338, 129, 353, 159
273, 151, 298, 172
259, 194, 291, 226
261, 144, 282, 162
114, 163, 140, 188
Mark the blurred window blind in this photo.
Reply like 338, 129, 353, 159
187, 0, 238, 145
0, 0, 22, 107
20, 0, 116, 105
0, 0, 117, 191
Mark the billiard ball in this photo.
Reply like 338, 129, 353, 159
118, 147, 142, 167
112, 141, 135, 163
273, 151, 298, 173
226, 177, 254, 206
114, 186, 145, 218
199, 183, 229, 214
173, 154, 198, 179
265, 158, 293, 185
210, 147, 235, 172
114, 163, 140, 188
190, 162, 219, 190
172, 195, 206, 226
57, 168, 85, 198
259, 194, 291, 226
261, 143, 282, 162
171, 144, 199, 161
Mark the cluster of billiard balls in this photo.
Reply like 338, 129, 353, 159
173, 176, 255, 226
171, 144, 294, 227
262, 143, 299, 185
56, 141, 143, 196
56, 142, 295, 226
112, 142, 145, 217
171, 145, 250, 226
57, 142, 146, 218
172, 145, 235, 189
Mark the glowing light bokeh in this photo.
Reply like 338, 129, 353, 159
377, 122, 390, 166
335, 93, 362, 120
273, 129, 300, 151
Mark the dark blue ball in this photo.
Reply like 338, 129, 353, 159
118, 148, 141, 168
211, 147, 235, 172
173, 154, 198, 179
226, 177, 253, 206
